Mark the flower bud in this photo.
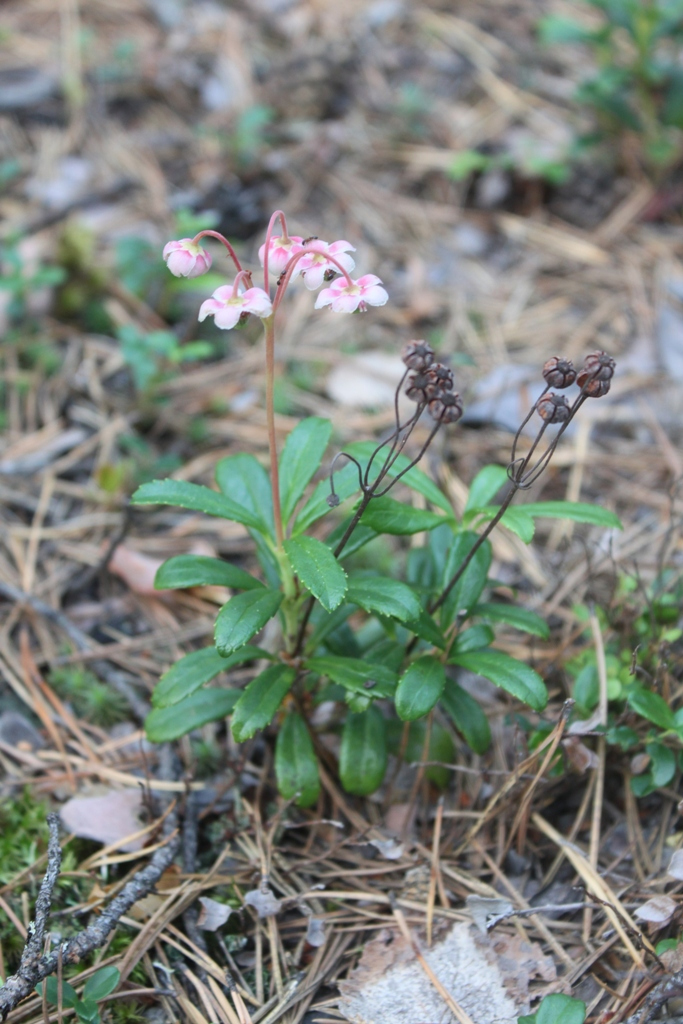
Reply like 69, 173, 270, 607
577, 351, 615, 390
402, 340, 434, 372
162, 238, 212, 278
537, 393, 570, 423
429, 390, 463, 424
542, 356, 576, 389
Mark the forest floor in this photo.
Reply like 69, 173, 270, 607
1, 1, 683, 1023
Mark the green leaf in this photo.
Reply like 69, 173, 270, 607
450, 650, 547, 711
214, 589, 283, 656
231, 664, 295, 742
441, 679, 491, 754
306, 655, 397, 697
448, 149, 491, 181
465, 465, 508, 514
627, 686, 674, 729
440, 532, 492, 626
340, 706, 387, 795
284, 536, 347, 612
83, 967, 121, 1003
646, 741, 676, 788
360, 496, 445, 535
473, 603, 550, 640
406, 608, 446, 649
538, 15, 596, 44
396, 656, 446, 721
522, 501, 622, 530
275, 712, 320, 807
145, 688, 240, 742
279, 417, 332, 524
469, 505, 535, 543
324, 520, 378, 558
39, 978, 81, 1010
403, 720, 455, 787
131, 479, 263, 531
452, 625, 494, 653
215, 453, 274, 536
153, 645, 267, 708
534, 993, 586, 1024
344, 441, 453, 515
155, 554, 263, 591
346, 577, 422, 623
294, 461, 361, 533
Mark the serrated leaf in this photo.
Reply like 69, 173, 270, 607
306, 655, 397, 697
396, 656, 446, 721
522, 501, 622, 530
231, 664, 295, 742
275, 713, 320, 807
473, 602, 550, 640
324, 520, 378, 558
340, 706, 387, 795
284, 536, 347, 612
214, 588, 282, 656
215, 453, 274, 536
155, 554, 263, 591
406, 608, 446, 649
627, 686, 674, 729
279, 417, 332, 524
83, 967, 120, 1003
346, 577, 422, 622
131, 479, 263, 531
450, 649, 548, 711
441, 679, 491, 754
345, 441, 453, 515
440, 532, 492, 626
145, 688, 240, 742
465, 465, 508, 514
360, 496, 444, 535
153, 645, 267, 708
452, 625, 494, 653
294, 461, 361, 533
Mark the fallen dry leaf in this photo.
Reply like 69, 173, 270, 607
108, 545, 165, 596
243, 886, 283, 918
306, 917, 326, 947
634, 894, 677, 926
668, 848, 683, 881
197, 896, 234, 931
563, 736, 600, 773
59, 789, 145, 852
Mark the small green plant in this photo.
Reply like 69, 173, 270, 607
0, 234, 66, 324
539, 0, 683, 172
449, 146, 572, 187
116, 324, 213, 392
50, 667, 129, 728
130, 213, 620, 803
519, 993, 586, 1024
37, 966, 120, 1024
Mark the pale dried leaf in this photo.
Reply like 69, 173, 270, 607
306, 917, 326, 947
369, 837, 405, 860
635, 895, 677, 925
243, 887, 282, 918
59, 789, 144, 852
466, 895, 514, 934
197, 896, 233, 931
562, 736, 599, 773
668, 849, 683, 881
108, 544, 165, 596
630, 752, 651, 776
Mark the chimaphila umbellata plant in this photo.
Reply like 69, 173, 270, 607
131, 209, 621, 804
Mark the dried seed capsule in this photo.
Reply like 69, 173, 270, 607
537, 393, 571, 423
429, 389, 463, 424
402, 340, 434, 371
425, 362, 454, 398
542, 356, 576, 389
583, 377, 611, 398
405, 372, 431, 402
577, 351, 615, 389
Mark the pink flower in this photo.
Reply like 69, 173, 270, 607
198, 282, 273, 329
296, 240, 356, 290
314, 274, 388, 313
162, 238, 212, 278
258, 234, 304, 275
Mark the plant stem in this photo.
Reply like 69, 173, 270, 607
192, 230, 243, 273
263, 316, 284, 548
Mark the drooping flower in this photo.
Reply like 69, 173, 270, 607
258, 234, 304, 276
162, 238, 212, 278
314, 274, 388, 313
198, 282, 273, 330
297, 240, 356, 291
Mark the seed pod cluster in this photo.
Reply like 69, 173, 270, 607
402, 342, 462, 424
577, 351, 616, 397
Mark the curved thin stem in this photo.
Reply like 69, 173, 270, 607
262, 209, 288, 294
272, 249, 355, 314
191, 230, 242, 273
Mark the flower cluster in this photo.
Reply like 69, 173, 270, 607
402, 341, 462, 424
162, 219, 388, 330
